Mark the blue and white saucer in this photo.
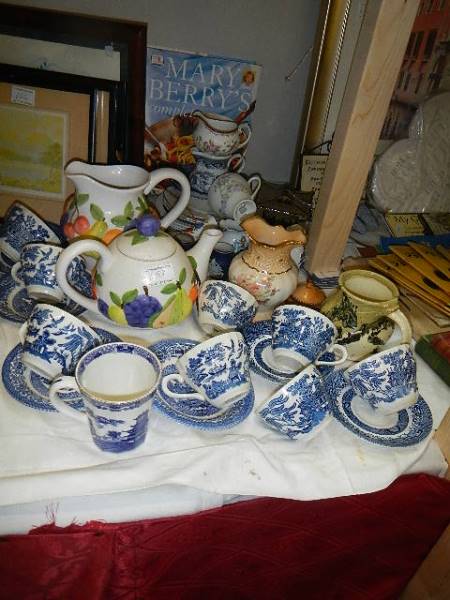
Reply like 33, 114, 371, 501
0, 274, 85, 323
150, 338, 254, 430
2, 328, 121, 412
240, 320, 293, 384
331, 385, 433, 447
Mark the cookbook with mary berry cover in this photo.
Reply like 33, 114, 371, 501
145, 47, 262, 173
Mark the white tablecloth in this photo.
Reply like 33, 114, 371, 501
0, 313, 448, 534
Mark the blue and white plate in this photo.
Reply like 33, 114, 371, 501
2, 328, 121, 412
0, 276, 34, 323
150, 338, 254, 430
240, 320, 293, 384
331, 385, 433, 447
0, 274, 85, 323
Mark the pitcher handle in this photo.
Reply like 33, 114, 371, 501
236, 123, 252, 150
248, 175, 261, 199
143, 168, 190, 229
388, 309, 413, 346
48, 376, 86, 422
56, 240, 113, 313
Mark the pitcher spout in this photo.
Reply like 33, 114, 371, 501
188, 228, 223, 283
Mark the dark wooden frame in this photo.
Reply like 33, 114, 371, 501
0, 63, 122, 163
0, 2, 147, 165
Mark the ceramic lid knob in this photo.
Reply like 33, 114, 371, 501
289, 279, 326, 309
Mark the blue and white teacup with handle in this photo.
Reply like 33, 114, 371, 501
344, 343, 418, 415
0, 202, 61, 264
11, 243, 91, 303
258, 364, 331, 440
161, 331, 251, 414
19, 304, 101, 380
197, 280, 257, 335
48, 343, 161, 453
271, 305, 348, 373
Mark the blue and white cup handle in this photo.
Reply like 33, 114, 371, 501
18, 322, 28, 346
314, 343, 348, 367
161, 373, 204, 402
161, 373, 234, 419
10, 262, 23, 284
48, 376, 86, 422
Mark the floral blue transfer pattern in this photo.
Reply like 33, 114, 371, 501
259, 367, 330, 439
272, 306, 335, 362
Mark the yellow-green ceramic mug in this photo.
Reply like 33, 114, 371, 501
321, 269, 412, 361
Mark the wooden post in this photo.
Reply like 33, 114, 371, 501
306, 0, 420, 275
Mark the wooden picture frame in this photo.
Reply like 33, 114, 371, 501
0, 2, 146, 165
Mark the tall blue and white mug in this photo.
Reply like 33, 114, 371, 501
48, 343, 161, 453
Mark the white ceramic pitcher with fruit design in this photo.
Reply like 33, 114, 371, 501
61, 161, 190, 245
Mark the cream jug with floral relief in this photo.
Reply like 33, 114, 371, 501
228, 215, 306, 317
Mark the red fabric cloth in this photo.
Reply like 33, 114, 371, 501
0, 474, 449, 600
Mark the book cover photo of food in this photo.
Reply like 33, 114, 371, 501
144, 47, 262, 174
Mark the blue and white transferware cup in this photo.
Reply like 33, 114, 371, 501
197, 280, 257, 335
258, 364, 331, 440
48, 343, 161, 453
19, 303, 101, 380
161, 331, 251, 413
344, 343, 418, 415
0, 202, 61, 263
11, 243, 91, 303
271, 305, 348, 373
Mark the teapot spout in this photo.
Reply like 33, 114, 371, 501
188, 228, 223, 283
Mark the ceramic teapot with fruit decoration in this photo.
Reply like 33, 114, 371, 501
56, 215, 223, 329
62, 161, 190, 245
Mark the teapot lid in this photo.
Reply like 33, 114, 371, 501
117, 216, 178, 261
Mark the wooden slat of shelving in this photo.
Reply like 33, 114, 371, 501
306, 0, 420, 275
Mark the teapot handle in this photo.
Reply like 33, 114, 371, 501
56, 240, 114, 313
143, 168, 190, 229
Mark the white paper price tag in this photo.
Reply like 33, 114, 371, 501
11, 86, 35, 106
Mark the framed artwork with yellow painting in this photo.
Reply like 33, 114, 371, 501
0, 104, 67, 200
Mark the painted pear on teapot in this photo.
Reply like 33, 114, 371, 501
56, 215, 222, 329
